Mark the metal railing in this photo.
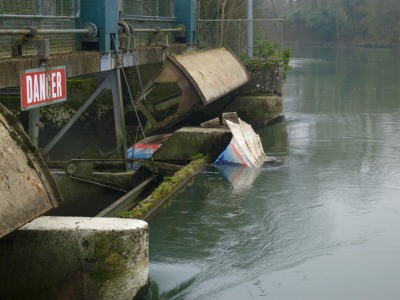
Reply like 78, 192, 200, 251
197, 19, 284, 59
0, 0, 78, 58
122, 0, 176, 47
0, 0, 179, 57
122, 0, 174, 19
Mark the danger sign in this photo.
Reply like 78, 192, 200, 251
20, 66, 67, 110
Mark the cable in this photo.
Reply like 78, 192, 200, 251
110, 34, 156, 164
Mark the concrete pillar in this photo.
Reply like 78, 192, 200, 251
0, 216, 149, 300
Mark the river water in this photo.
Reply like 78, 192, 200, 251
147, 47, 400, 299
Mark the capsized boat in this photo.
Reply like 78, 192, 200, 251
128, 134, 171, 169
214, 115, 267, 168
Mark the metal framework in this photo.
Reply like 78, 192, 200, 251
0, 0, 179, 56
0, 0, 78, 58
197, 19, 284, 59
121, 0, 176, 47
122, 0, 174, 18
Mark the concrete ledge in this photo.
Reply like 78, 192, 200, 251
0, 216, 149, 300
224, 95, 284, 128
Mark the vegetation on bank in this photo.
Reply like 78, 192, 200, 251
283, 0, 400, 46
241, 39, 291, 72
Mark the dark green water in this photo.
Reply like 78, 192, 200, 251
148, 47, 400, 299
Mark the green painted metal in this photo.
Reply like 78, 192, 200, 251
175, 0, 197, 45
80, 0, 118, 53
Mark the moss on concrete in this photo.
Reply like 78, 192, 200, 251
239, 60, 284, 96
121, 156, 210, 219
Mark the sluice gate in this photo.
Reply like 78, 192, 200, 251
134, 48, 250, 135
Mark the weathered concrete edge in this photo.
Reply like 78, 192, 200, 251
21, 215, 147, 231
0, 104, 63, 238
0, 104, 63, 207
0, 216, 149, 300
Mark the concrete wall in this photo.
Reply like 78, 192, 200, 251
0, 52, 101, 89
0, 216, 149, 300
0, 45, 187, 89
238, 61, 284, 96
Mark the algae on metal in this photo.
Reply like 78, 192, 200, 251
121, 156, 210, 220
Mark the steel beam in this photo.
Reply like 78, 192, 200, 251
96, 174, 158, 217
109, 69, 128, 161
41, 79, 108, 156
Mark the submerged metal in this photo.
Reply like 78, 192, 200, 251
0, 104, 62, 238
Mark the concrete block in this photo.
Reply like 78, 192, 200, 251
0, 216, 149, 300
153, 127, 232, 161
224, 95, 284, 128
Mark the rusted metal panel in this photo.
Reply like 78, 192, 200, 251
168, 48, 250, 104
0, 104, 62, 238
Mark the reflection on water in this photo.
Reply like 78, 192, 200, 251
148, 47, 400, 299
215, 166, 263, 192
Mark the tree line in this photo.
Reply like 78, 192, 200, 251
198, 0, 400, 46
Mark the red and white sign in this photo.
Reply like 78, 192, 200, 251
20, 66, 67, 110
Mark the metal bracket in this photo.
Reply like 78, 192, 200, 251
65, 159, 127, 193
82, 22, 98, 41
